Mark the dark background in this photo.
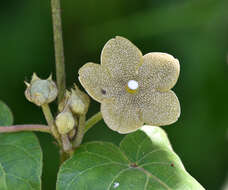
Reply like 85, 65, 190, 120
1, 0, 228, 189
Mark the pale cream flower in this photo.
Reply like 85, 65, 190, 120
78, 36, 180, 134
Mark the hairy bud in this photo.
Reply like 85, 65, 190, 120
70, 85, 90, 115
25, 73, 58, 106
58, 84, 90, 115
55, 110, 75, 135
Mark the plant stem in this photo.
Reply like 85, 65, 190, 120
73, 114, 86, 147
84, 112, 102, 133
61, 134, 72, 152
59, 135, 74, 163
41, 104, 61, 144
59, 150, 70, 164
59, 134, 74, 163
51, 0, 66, 103
41, 104, 54, 126
0, 125, 50, 133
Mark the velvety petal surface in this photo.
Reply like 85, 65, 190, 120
78, 62, 116, 102
101, 36, 143, 80
101, 97, 144, 134
138, 53, 180, 92
140, 90, 180, 126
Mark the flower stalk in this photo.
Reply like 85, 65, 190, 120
41, 104, 58, 136
41, 104, 61, 145
73, 114, 86, 147
61, 134, 73, 152
0, 124, 51, 133
51, 0, 66, 103
84, 112, 102, 133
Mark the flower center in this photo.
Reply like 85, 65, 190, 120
126, 80, 138, 94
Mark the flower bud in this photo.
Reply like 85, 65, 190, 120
25, 73, 58, 106
55, 110, 75, 134
69, 86, 90, 115
58, 84, 90, 115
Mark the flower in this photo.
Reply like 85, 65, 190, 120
78, 36, 180, 134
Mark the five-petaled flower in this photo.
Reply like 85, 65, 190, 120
78, 36, 180, 134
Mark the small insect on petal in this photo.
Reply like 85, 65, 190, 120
128, 80, 138, 90
101, 89, 106, 95
126, 80, 139, 94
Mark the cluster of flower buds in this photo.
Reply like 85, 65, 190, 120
25, 74, 90, 136
56, 84, 90, 135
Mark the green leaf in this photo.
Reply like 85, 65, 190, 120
0, 101, 13, 126
57, 126, 204, 190
0, 101, 42, 190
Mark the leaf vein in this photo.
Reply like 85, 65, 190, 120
137, 149, 165, 163
144, 174, 149, 190
139, 162, 170, 167
136, 167, 172, 190
6, 173, 35, 190
83, 151, 128, 166
0, 163, 7, 189
0, 143, 39, 165
65, 162, 118, 190
107, 167, 131, 190
136, 138, 148, 161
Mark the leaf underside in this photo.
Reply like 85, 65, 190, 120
0, 101, 42, 190
57, 126, 204, 190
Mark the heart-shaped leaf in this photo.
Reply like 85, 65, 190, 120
57, 125, 205, 190
0, 101, 42, 190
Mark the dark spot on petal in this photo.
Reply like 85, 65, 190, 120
130, 163, 138, 168
101, 89, 106, 95
171, 163, 174, 167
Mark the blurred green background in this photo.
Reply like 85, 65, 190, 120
1, 0, 228, 189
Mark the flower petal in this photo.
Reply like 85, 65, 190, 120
101, 98, 144, 134
101, 36, 143, 80
138, 53, 180, 91
78, 62, 116, 103
140, 90, 180, 126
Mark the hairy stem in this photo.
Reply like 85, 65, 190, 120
51, 0, 66, 103
0, 124, 50, 133
84, 112, 102, 133
73, 114, 86, 147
